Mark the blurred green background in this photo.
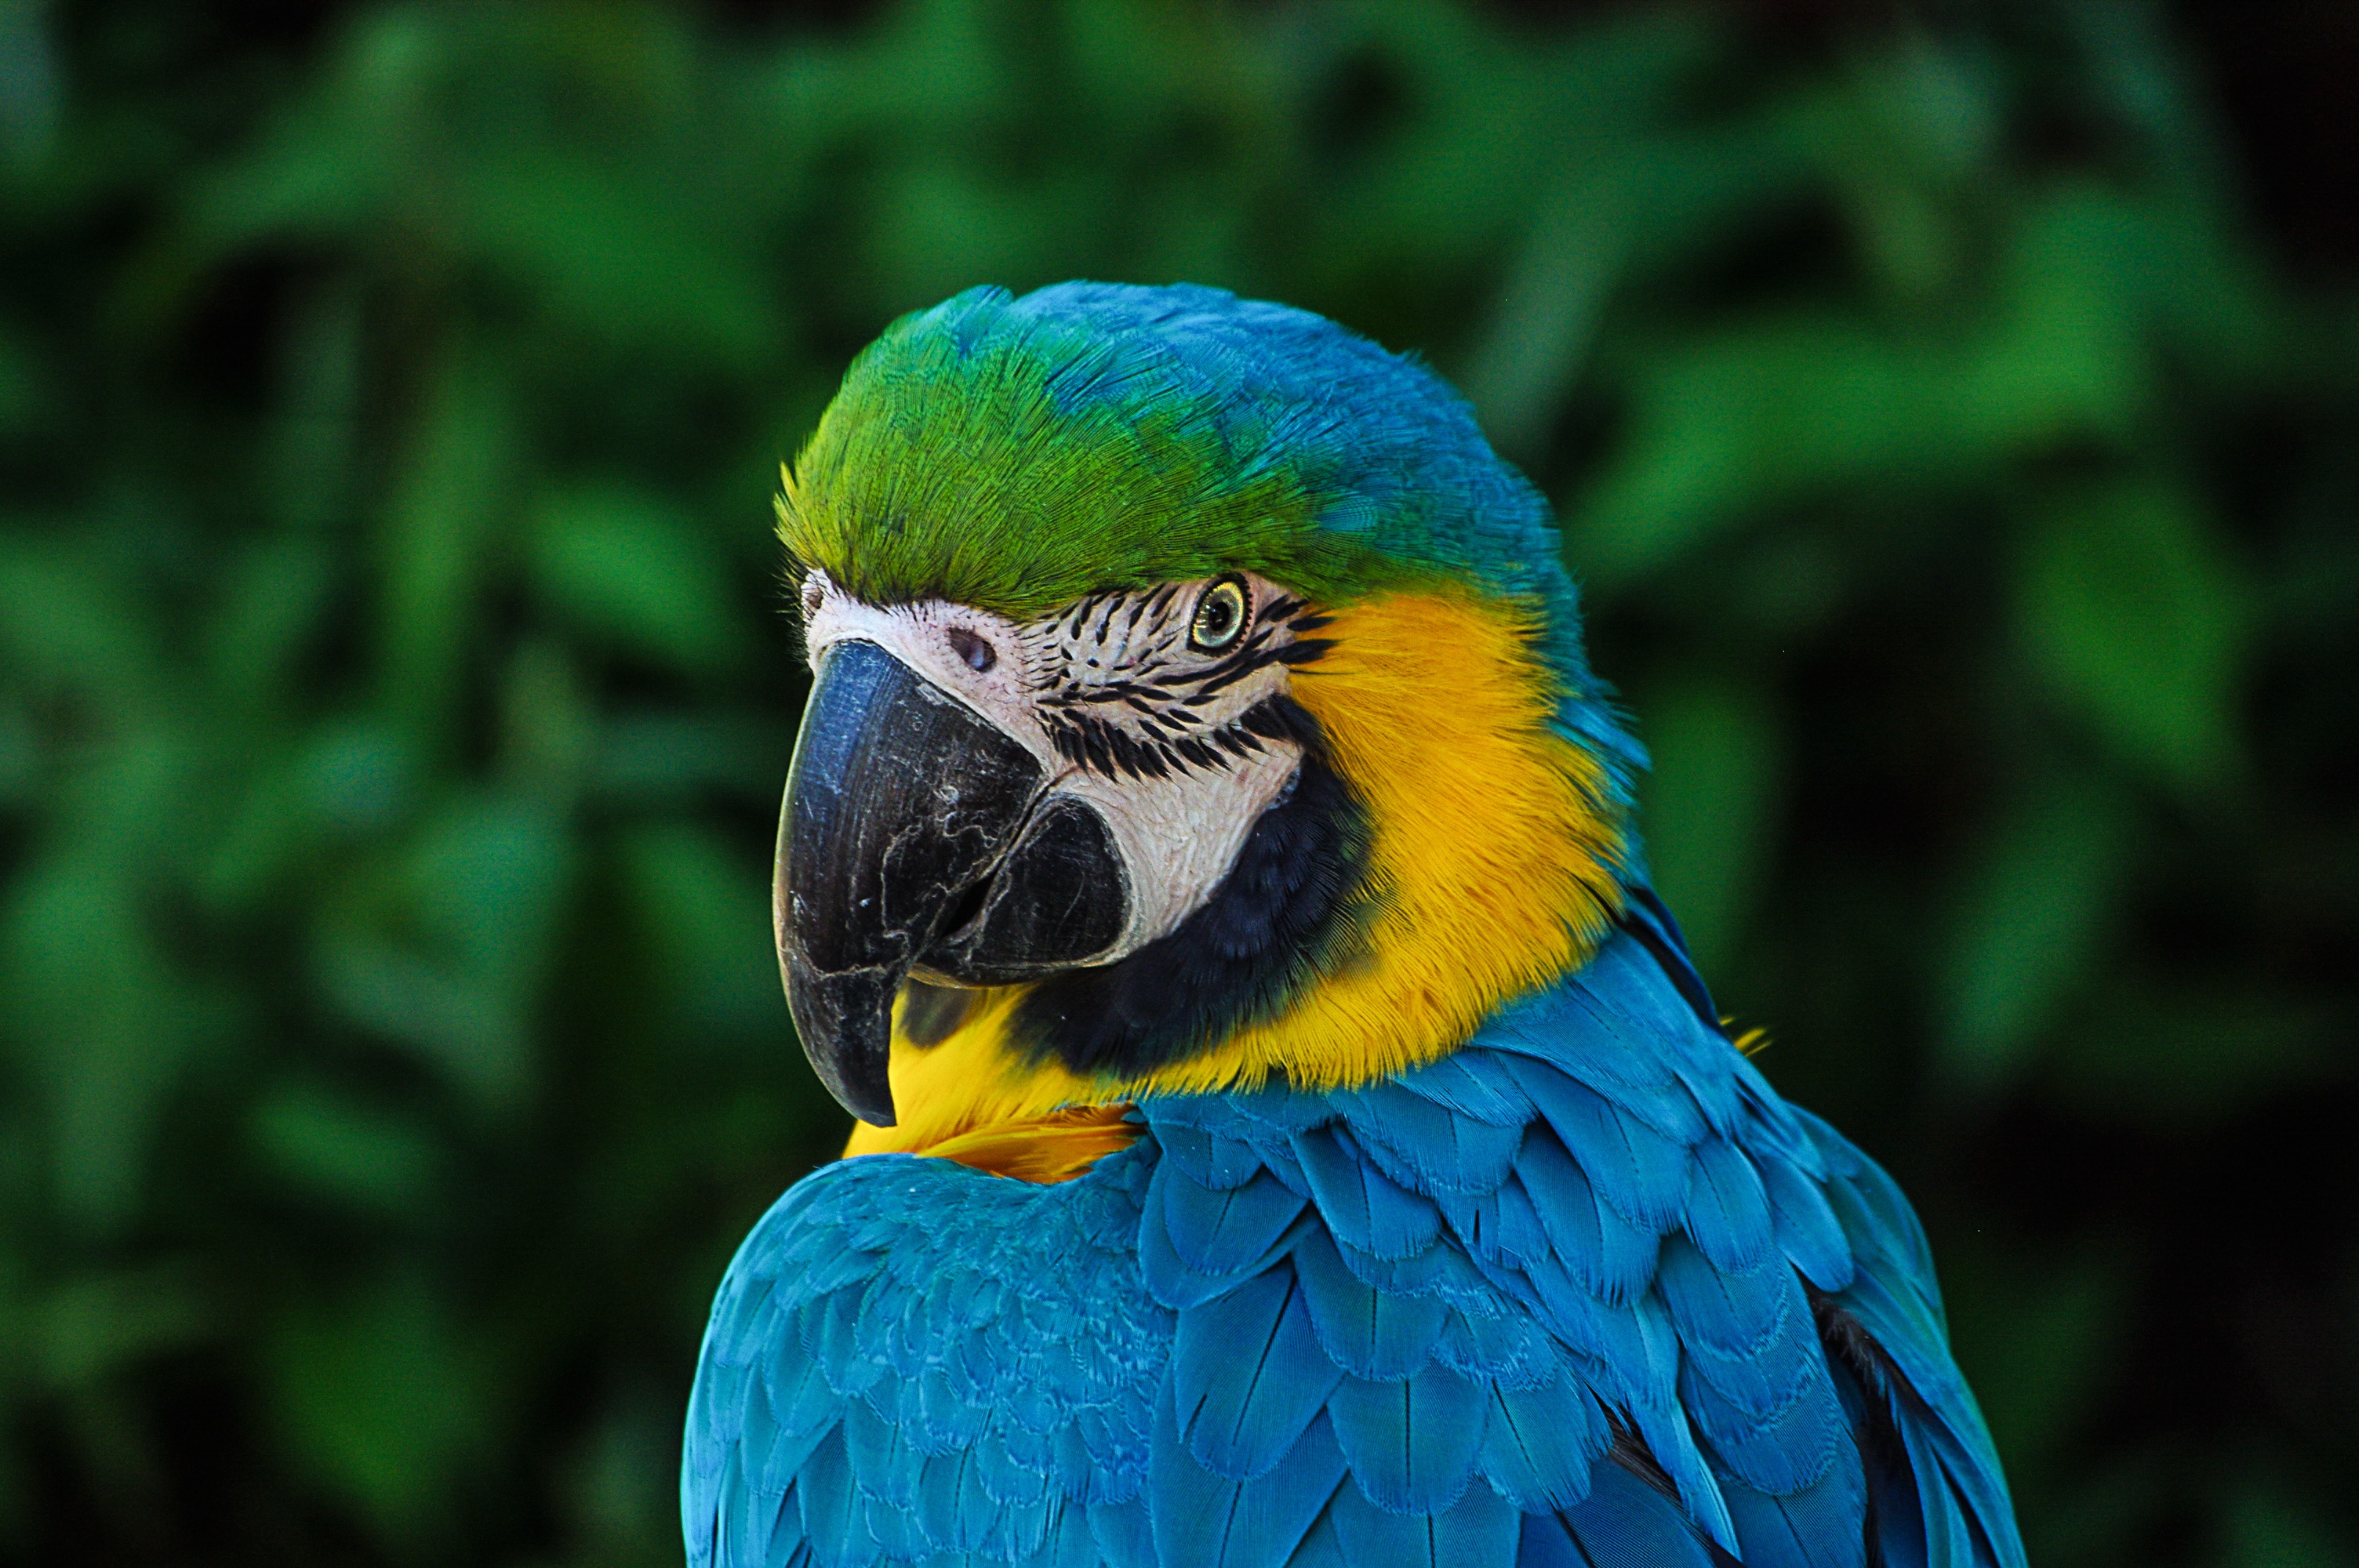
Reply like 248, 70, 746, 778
2, 0, 2354, 1563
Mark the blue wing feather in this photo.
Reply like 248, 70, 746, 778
1681, 1138, 1777, 1272
684, 1145, 1172, 1568
1329, 1080, 1525, 1194
1176, 1266, 1342, 1480
1327, 1469, 1521, 1567
1147, 1396, 1344, 1568
1502, 1061, 1696, 1232
1514, 1129, 1660, 1301
1160, 1164, 1307, 1278
1717, 1432, 1870, 1568
686, 924, 2023, 1568
1327, 1360, 1488, 1513
1291, 1123, 1442, 1261
1544, 1461, 1735, 1568
1285, 1222, 1448, 1381
1090, 1495, 1159, 1568
1394, 1051, 1536, 1126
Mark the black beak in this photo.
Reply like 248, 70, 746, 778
774, 640, 1126, 1124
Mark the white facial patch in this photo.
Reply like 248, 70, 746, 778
798, 570, 1325, 962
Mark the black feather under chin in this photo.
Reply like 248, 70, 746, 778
1010, 699, 1369, 1080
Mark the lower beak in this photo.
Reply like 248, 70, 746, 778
773, 640, 1125, 1124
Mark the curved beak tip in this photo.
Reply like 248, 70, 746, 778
781, 946, 899, 1126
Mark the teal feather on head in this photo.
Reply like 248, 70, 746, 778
779, 279, 1641, 797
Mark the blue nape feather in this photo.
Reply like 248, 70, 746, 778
683, 913, 2023, 1568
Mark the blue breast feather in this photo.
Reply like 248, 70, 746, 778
682, 915, 2026, 1568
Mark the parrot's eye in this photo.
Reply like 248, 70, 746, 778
947, 626, 996, 673
1188, 576, 1250, 652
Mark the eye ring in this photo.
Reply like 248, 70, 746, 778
1188, 575, 1251, 653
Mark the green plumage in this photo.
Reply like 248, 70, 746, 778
783, 283, 1511, 618
778, 281, 1646, 799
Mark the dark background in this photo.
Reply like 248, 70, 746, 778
2, 0, 2354, 1563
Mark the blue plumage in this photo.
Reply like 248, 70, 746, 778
684, 921, 2024, 1568
1175, 1266, 1338, 1479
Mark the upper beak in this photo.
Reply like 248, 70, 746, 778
774, 638, 1130, 1124
773, 640, 1043, 1125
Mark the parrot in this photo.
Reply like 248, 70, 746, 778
681, 281, 2024, 1568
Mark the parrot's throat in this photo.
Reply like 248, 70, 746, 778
1007, 725, 1369, 1076
881, 721, 1368, 1082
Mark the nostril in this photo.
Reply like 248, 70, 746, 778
801, 578, 825, 617
947, 627, 997, 673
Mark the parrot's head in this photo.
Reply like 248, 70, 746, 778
772, 283, 1643, 1160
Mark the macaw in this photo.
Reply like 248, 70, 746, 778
682, 282, 2023, 1568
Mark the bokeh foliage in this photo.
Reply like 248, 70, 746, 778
2, 1, 2354, 1564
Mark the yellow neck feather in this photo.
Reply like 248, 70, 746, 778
842, 586, 1627, 1171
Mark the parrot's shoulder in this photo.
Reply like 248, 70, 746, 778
687, 916, 2023, 1568
1136, 914, 2025, 1568
682, 1141, 1171, 1568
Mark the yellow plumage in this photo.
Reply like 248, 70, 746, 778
844, 587, 1628, 1170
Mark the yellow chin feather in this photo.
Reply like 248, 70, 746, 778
841, 586, 1627, 1178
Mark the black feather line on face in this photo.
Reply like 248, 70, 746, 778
1027, 579, 1332, 781
1012, 695, 1369, 1077
1044, 696, 1309, 782
1188, 631, 1284, 699
1079, 722, 1114, 775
